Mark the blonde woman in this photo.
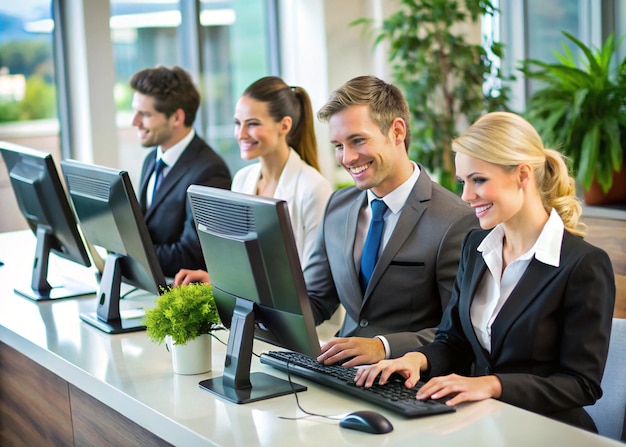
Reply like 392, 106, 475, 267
355, 112, 615, 432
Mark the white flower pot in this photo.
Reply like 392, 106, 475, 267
166, 333, 212, 375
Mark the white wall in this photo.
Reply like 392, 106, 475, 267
278, 0, 401, 185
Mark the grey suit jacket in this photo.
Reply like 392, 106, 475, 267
420, 229, 615, 430
139, 134, 231, 277
304, 166, 478, 357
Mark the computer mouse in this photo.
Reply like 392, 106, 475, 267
339, 410, 394, 434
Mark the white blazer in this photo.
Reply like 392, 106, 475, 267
232, 148, 333, 268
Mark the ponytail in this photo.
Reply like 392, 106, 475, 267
289, 87, 320, 171
542, 149, 585, 237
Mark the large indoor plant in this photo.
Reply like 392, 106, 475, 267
144, 283, 221, 374
353, 0, 511, 191
521, 31, 626, 205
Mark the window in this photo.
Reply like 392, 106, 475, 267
494, 0, 624, 111
110, 0, 277, 176
0, 0, 60, 233
0, 1, 58, 132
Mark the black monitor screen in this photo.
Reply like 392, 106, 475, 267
61, 159, 166, 334
187, 185, 321, 404
0, 142, 94, 300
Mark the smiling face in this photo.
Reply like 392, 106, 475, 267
455, 151, 525, 229
329, 104, 411, 197
131, 92, 179, 150
233, 96, 290, 161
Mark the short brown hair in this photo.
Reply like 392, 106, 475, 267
130, 65, 200, 127
317, 75, 411, 150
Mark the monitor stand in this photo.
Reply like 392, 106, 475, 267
80, 253, 146, 334
199, 299, 306, 404
16, 227, 95, 301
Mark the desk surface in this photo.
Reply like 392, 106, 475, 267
0, 230, 621, 447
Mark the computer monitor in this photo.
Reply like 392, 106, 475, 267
187, 185, 321, 404
0, 142, 95, 300
61, 159, 167, 334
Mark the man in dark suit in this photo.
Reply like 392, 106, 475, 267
130, 66, 231, 277
310, 75, 477, 367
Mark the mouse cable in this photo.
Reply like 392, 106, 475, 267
278, 361, 342, 421
209, 330, 341, 421
119, 287, 139, 299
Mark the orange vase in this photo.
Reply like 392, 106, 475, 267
583, 165, 626, 206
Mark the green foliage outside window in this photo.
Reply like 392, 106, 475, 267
0, 75, 56, 122
0, 40, 56, 123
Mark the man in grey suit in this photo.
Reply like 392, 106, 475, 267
309, 75, 477, 367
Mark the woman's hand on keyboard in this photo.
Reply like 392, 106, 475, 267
416, 374, 502, 406
354, 352, 428, 389
317, 337, 386, 367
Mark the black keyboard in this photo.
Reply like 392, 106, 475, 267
260, 350, 455, 418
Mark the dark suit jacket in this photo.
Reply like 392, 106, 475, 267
139, 134, 231, 277
304, 167, 478, 357
419, 229, 616, 430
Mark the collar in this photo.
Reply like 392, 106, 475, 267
157, 128, 195, 167
366, 161, 420, 214
478, 208, 564, 267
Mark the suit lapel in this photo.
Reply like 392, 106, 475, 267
489, 259, 560, 359
363, 168, 429, 299
139, 150, 157, 213
345, 192, 367, 309
459, 253, 493, 371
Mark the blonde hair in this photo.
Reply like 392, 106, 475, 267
452, 112, 584, 237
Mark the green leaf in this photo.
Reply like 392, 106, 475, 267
578, 123, 600, 190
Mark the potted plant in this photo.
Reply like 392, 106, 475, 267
521, 31, 626, 205
144, 283, 221, 374
353, 0, 511, 191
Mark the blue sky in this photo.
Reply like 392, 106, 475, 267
0, 0, 51, 21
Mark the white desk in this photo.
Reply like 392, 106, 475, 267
0, 230, 622, 446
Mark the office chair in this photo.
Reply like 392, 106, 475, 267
586, 317, 626, 441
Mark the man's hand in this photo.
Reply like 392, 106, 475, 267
317, 337, 386, 367
173, 269, 211, 286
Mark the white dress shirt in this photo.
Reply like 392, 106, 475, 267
470, 208, 564, 352
147, 129, 195, 207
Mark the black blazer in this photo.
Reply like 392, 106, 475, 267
419, 229, 616, 430
139, 134, 231, 277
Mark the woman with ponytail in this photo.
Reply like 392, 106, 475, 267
355, 112, 615, 432
174, 77, 332, 285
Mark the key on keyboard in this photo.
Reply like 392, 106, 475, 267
260, 350, 455, 418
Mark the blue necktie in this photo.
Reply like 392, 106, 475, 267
359, 199, 388, 292
152, 159, 167, 198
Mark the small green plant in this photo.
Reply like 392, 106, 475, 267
521, 31, 626, 194
144, 283, 221, 346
